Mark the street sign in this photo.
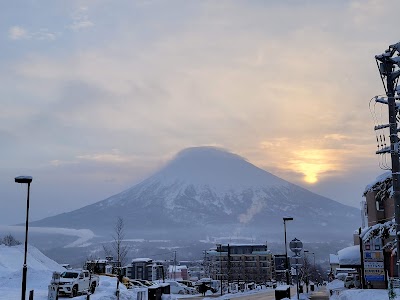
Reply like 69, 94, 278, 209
290, 255, 303, 267
289, 238, 303, 254
363, 238, 385, 283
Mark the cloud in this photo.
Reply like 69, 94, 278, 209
69, 6, 94, 31
3, 0, 399, 223
8, 26, 28, 40
8, 26, 57, 41
77, 149, 134, 164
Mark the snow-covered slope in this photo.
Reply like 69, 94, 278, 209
0, 244, 64, 291
31, 147, 360, 241
0, 244, 134, 300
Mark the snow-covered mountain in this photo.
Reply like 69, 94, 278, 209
31, 147, 360, 241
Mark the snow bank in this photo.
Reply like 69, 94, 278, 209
327, 279, 344, 290
330, 288, 390, 300
0, 244, 64, 274
0, 244, 135, 299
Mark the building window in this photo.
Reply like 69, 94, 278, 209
376, 200, 384, 211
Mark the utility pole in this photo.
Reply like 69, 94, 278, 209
283, 217, 293, 285
216, 244, 223, 296
203, 250, 207, 278
227, 244, 231, 293
173, 251, 177, 280
374, 41, 400, 277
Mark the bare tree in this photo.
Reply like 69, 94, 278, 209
102, 244, 113, 258
111, 217, 129, 268
102, 217, 130, 269
2, 234, 21, 246
108, 217, 130, 300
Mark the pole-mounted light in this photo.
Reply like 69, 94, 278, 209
283, 217, 293, 285
15, 176, 33, 300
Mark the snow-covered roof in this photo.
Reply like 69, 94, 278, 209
132, 258, 152, 263
338, 246, 361, 266
360, 220, 395, 242
168, 265, 187, 272
329, 254, 339, 265
363, 172, 392, 197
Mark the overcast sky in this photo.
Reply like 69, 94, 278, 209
1, 0, 399, 225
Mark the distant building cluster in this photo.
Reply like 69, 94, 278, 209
85, 243, 280, 285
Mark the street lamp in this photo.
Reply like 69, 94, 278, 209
283, 217, 293, 285
15, 176, 32, 300
304, 250, 315, 292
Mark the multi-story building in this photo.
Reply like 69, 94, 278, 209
361, 172, 395, 288
85, 256, 120, 274
125, 258, 164, 281
179, 260, 205, 280
206, 243, 274, 284
168, 265, 188, 280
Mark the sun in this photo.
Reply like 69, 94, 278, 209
297, 162, 323, 184
304, 173, 318, 184
289, 149, 336, 184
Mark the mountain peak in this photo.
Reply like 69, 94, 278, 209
174, 146, 244, 162
153, 146, 285, 189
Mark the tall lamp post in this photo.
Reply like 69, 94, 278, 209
15, 176, 33, 300
283, 217, 293, 285
304, 250, 316, 292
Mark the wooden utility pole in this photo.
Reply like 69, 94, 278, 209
375, 42, 400, 277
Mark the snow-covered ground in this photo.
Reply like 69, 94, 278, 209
0, 225, 96, 248
0, 244, 134, 300
327, 279, 400, 300
2, 244, 400, 300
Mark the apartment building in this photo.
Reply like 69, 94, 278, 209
206, 243, 274, 283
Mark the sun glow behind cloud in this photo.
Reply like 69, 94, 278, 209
260, 137, 347, 185
288, 149, 338, 184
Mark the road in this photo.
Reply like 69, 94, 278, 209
309, 287, 329, 300
180, 286, 329, 300
179, 289, 275, 300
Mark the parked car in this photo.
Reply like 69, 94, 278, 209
135, 279, 154, 286
335, 273, 348, 281
195, 278, 219, 293
177, 280, 195, 288
344, 274, 360, 288
265, 280, 277, 288
167, 281, 189, 294
58, 270, 99, 297
185, 286, 197, 294
128, 279, 148, 289
177, 280, 198, 294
